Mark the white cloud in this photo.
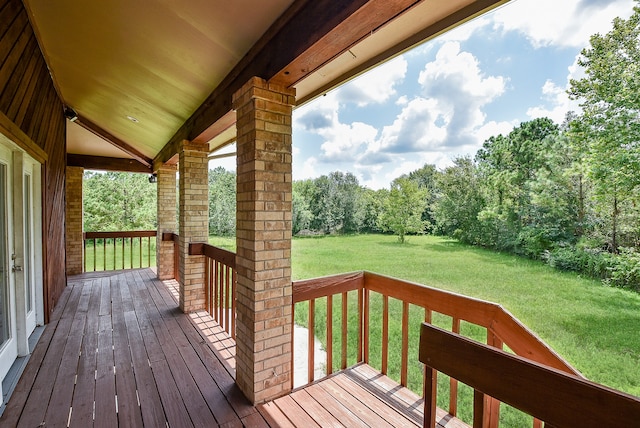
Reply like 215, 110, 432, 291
336, 55, 408, 106
362, 42, 506, 163
492, 0, 635, 48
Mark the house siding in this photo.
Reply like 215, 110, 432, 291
0, 0, 66, 321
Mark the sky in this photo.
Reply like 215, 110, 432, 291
210, 0, 637, 190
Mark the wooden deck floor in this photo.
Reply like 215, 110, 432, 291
0, 268, 466, 428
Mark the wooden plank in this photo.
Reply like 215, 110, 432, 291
141, 274, 215, 426
144, 271, 242, 425
69, 279, 101, 427
15, 283, 82, 427
94, 313, 118, 428
150, 358, 194, 428
123, 309, 167, 428
41, 310, 86, 426
331, 373, 419, 427
239, 411, 268, 428
317, 376, 394, 428
293, 271, 363, 303
304, 383, 366, 428
257, 401, 296, 428
272, 394, 322, 427
419, 323, 640, 427
111, 275, 144, 427
290, 389, 344, 427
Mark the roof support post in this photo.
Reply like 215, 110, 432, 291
156, 165, 177, 280
65, 166, 84, 275
233, 77, 295, 403
178, 140, 209, 312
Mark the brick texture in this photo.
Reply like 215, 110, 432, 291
178, 141, 209, 313
156, 166, 177, 280
65, 166, 83, 275
232, 77, 295, 404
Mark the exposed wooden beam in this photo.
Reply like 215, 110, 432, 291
154, 0, 418, 170
67, 153, 151, 173
76, 115, 152, 167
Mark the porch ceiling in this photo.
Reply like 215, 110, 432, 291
23, 0, 508, 171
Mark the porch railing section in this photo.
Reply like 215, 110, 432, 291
83, 230, 156, 272
419, 323, 640, 427
189, 242, 236, 339
292, 271, 582, 428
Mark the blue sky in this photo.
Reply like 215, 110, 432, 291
210, 0, 636, 189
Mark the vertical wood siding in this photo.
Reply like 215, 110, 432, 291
0, 0, 66, 321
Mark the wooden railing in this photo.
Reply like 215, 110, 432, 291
189, 242, 236, 339
419, 323, 640, 428
292, 271, 582, 427
83, 230, 156, 272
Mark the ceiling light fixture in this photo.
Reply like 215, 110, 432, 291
126, 115, 139, 123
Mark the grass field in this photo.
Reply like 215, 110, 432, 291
213, 233, 640, 424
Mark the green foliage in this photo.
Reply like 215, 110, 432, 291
569, 4, 640, 251
208, 167, 236, 236
378, 178, 429, 243
83, 171, 157, 231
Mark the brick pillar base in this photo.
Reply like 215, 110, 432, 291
65, 166, 84, 275
178, 140, 209, 313
157, 165, 177, 280
233, 77, 295, 404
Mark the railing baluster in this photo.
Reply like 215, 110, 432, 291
231, 266, 236, 341
382, 294, 389, 375
214, 260, 220, 322
326, 294, 333, 375
139, 236, 142, 268
401, 301, 409, 387
224, 263, 231, 334
93, 239, 97, 272
450, 317, 461, 417
486, 330, 503, 428
357, 288, 363, 363
341, 291, 347, 370
121, 237, 125, 269
363, 288, 369, 364
308, 298, 315, 383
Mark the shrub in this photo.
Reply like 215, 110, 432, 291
545, 247, 613, 279
606, 248, 640, 291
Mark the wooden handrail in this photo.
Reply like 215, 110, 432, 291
419, 323, 640, 428
84, 230, 157, 239
83, 230, 157, 272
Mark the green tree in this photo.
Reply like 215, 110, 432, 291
83, 171, 157, 231
208, 167, 236, 236
569, 4, 640, 251
378, 178, 428, 243
432, 156, 485, 244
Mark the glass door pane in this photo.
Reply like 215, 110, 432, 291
24, 174, 32, 313
0, 163, 9, 347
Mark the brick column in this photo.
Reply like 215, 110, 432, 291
65, 166, 84, 275
156, 165, 177, 280
232, 77, 295, 403
178, 140, 209, 312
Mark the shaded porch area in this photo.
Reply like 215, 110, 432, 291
0, 268, 460, 427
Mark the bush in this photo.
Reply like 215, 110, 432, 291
545, 247, 613, 279
606, 248, 640, 291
